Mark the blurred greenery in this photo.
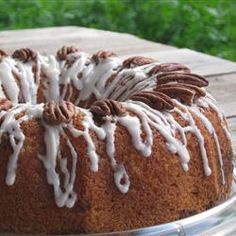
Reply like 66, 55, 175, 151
0, 0, 235, 61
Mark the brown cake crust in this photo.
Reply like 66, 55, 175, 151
0, 104, 232, 234
0, 47, 233, 234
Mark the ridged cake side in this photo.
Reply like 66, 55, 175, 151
0, 47, 233, 234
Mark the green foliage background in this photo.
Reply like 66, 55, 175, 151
0, 0, 235, 61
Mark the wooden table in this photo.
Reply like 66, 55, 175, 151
0, 26, 236, 151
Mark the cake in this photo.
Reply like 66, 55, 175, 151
0, 46, 233, 234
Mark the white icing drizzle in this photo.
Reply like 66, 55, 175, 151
39, 55, 61, 102
0, 50, 231, 209
0, 52, 157, 107
59, 52, 87, 101
174, 103, 212, 176
3, 112, 25, 185
57, 52, 123, 105
14, 59, 40, 105
102, 63, 158, 102
197, 95, 231, 150
189, 103, 225, 184
68, 112, 130, 194
204, 95, 231, 141
0, 58, 20, 104
0, 97, 229, 207
103, 121, 130, 193
38, 124, 79, 208
0, 56, 41, 104
75, 55, 121, 104
0, 104, 44, 185
123, 101, 191, 171
118, 113, 153, 157
0, 103, 82, 208
68, 110, 106, 172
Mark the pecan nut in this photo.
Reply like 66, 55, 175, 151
90, 99, 126, 121
43, 101, 75, 125
0, 98, 13, 111
156, 72, 208, 87
57, 46, 79, 60
91, 51, 117, 65
156, 84, 195, 105
123, 56, 156, 68
130, 91, 174, 111
156, 83, 206, 105
12, 48, 36, 63
0, 49, 7, 61
148, 63, 190, 76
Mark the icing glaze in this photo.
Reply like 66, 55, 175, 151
0, 49, 231, 208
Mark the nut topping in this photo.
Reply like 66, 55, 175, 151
90, 99, 126, 122
57, 46, 79, 60
43, 101, 75, 125
156, 84, 196, 105
148, 63, 190, 76
92, 51, 117, 65
12, 48, 36, 63
130, 91, 174, 111
0, 49, 7, 61
0, 98, 13, 111
123, 56, 156, 68
156, 72, 208, 87
156, 83, 206, 103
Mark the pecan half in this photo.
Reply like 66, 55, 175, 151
155, 84, 194, 105
123, 56, 156, 68
156, 83, 206, 102
91, 51, 117, 65
57, 46, 79, 60
90, 99, 126, 121
0, 98, 13, 111
43, 101, 75, 125
184, 84, 206, 97
156, 72, 208, 87
0, 49, 7, 61
148, 63, 190, 76
130, 91, 174, 111
12, 48, 36, 63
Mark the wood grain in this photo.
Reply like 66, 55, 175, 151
1, 27, 236, 77
0, 26, 175, 54
207, 73, 236, 118
227, 117, 236, 151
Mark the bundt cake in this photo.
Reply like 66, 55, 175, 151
0, 46, 233, 234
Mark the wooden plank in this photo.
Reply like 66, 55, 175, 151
228, 118, 236, 133
1, 27, 236, 78
208, 74, 236, 151
227, 117, 236, 152
0, 26, 175, 54
206, 73, 236, 118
